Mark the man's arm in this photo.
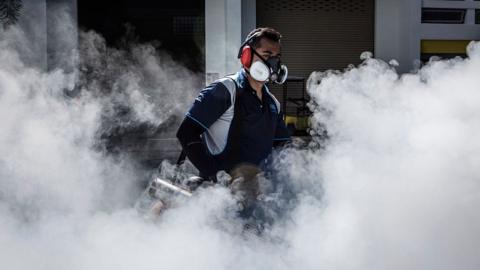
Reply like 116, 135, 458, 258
176, 117, 218, 177
176, 81, 232, 178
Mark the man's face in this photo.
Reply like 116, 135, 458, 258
246, 38, 282, 83
252, 38, 281, 63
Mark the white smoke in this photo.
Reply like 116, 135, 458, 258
280, 42, 480, 270
2, 8, 480, 270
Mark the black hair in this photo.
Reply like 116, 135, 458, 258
245, 27, 282, 49
237, 27, 282, 59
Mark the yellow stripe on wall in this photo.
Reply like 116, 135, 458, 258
421, 40, 472, 54
285, 115, 310, 130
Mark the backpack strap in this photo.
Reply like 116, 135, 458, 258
176, 74, 239, 166
225, 74, 240, 102
225, 74, 279, 114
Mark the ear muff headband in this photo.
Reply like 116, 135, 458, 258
237, 31, 262, 67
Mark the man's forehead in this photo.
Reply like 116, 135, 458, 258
257, 38, 281, 54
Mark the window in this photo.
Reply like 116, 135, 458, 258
421, 8, 466, 24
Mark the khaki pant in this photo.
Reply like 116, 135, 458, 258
228, 163, 263, 211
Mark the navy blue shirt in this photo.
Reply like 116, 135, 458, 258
185, 69, 290, 172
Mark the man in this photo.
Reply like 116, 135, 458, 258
176, 27, 290, 183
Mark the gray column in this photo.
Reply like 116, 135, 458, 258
241, 0, 256, 42
375, 0, 421, 73
46, 0, 78, 76
14, 0, 48, 70
205, 0, 256, 85
5, 0, 78, 74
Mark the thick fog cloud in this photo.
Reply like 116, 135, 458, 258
1, 9, 480, 270
0, 12, 279, 270
280, 43, 480, 270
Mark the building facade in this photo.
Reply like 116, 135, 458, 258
9, 0, 480, 79
5, 0, 480, 165
206, 0, 480, 81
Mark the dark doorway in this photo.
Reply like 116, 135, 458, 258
77, 0, 205, 168
77, 0, 205, 72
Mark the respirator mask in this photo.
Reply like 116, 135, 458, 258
249, 49, 288, 84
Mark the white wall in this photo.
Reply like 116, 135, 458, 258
375, 0, 480, 73
421, 0, 480, 40
205, 0, 256, 85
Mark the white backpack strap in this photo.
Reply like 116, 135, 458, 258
220, 74, 239, 105
216, 76, 237, 106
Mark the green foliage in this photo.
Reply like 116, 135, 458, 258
0, 0, 23, 28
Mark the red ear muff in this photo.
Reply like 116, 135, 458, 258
240, 46, 253, 68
